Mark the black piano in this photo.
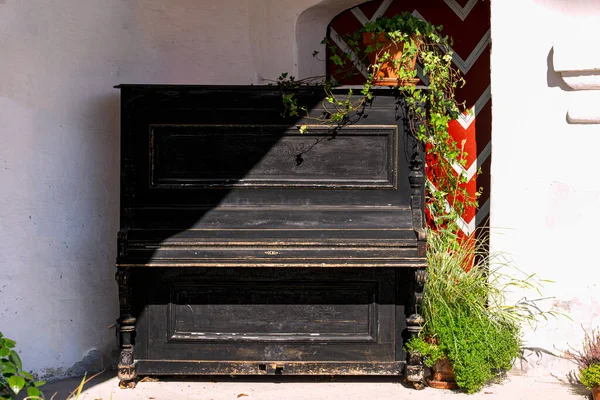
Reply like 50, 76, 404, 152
114, 85, 427, 388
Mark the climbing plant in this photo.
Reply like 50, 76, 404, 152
275, 12, 474, 237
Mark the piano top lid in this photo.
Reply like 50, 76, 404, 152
114, 84, 430, 91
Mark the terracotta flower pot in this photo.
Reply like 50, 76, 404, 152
593, 385, 600, 400
427, 358, 459, 390
362, 32, 420, 87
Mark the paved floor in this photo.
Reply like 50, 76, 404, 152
40, 374, 591, 400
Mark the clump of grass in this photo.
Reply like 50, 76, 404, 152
419, 229, 558, 393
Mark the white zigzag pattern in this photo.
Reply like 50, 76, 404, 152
353, 0, 478, 25
449, 29, 491, 74
456, 85, 491, 130
351, 0, 394, 24
329, 28, 369, 79
411, 11, 490, 74
372, 0, 394, 20
427, 180, 490, 235
456, 85, 491, 129
456, 108, 476, 130
450, 140, 491, 182
443, 0, 478, 21
449, 85, 491, 180
350, 8, 370, 26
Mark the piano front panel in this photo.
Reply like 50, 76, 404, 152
150, 125, 397, 190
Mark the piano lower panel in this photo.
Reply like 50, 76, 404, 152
130, 268, 410, 368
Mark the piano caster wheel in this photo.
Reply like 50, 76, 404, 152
413, 381, 425, 390
119, 379, 137, 389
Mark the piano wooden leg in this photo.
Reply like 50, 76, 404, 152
405, 268, 426, 389
116, 268, 137, 388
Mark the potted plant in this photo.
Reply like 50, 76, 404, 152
276, 12, 465, 190
404, 336, 458, 389
565, 329, 600, 399
358, 13, 429, 87
404, 226, 560, 393
276, 12, 473, 228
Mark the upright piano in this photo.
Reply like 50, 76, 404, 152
114, 85, 427, 388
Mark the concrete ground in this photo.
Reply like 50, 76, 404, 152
40, 373, 591, 400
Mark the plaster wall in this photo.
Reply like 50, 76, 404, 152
490, 0, 600, 380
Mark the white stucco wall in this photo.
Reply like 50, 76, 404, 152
490, 0, 600, 380
2, 0, 599, 382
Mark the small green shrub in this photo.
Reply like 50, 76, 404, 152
0, 332, 45, 399
420, 230, 554, 393
580, 363, 600, 389
439, 309, 520, 393
404, 336, 444, 368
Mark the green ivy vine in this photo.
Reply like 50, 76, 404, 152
274, 12, 475, 232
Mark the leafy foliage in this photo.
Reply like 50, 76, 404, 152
0, 332, 45, 399
420, 230, 557, 393
362, 13, 437, 36
580, 363, 600, 389
275, 12, 471, 235
404, 336, 444, 368
564, 328, 600, 389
